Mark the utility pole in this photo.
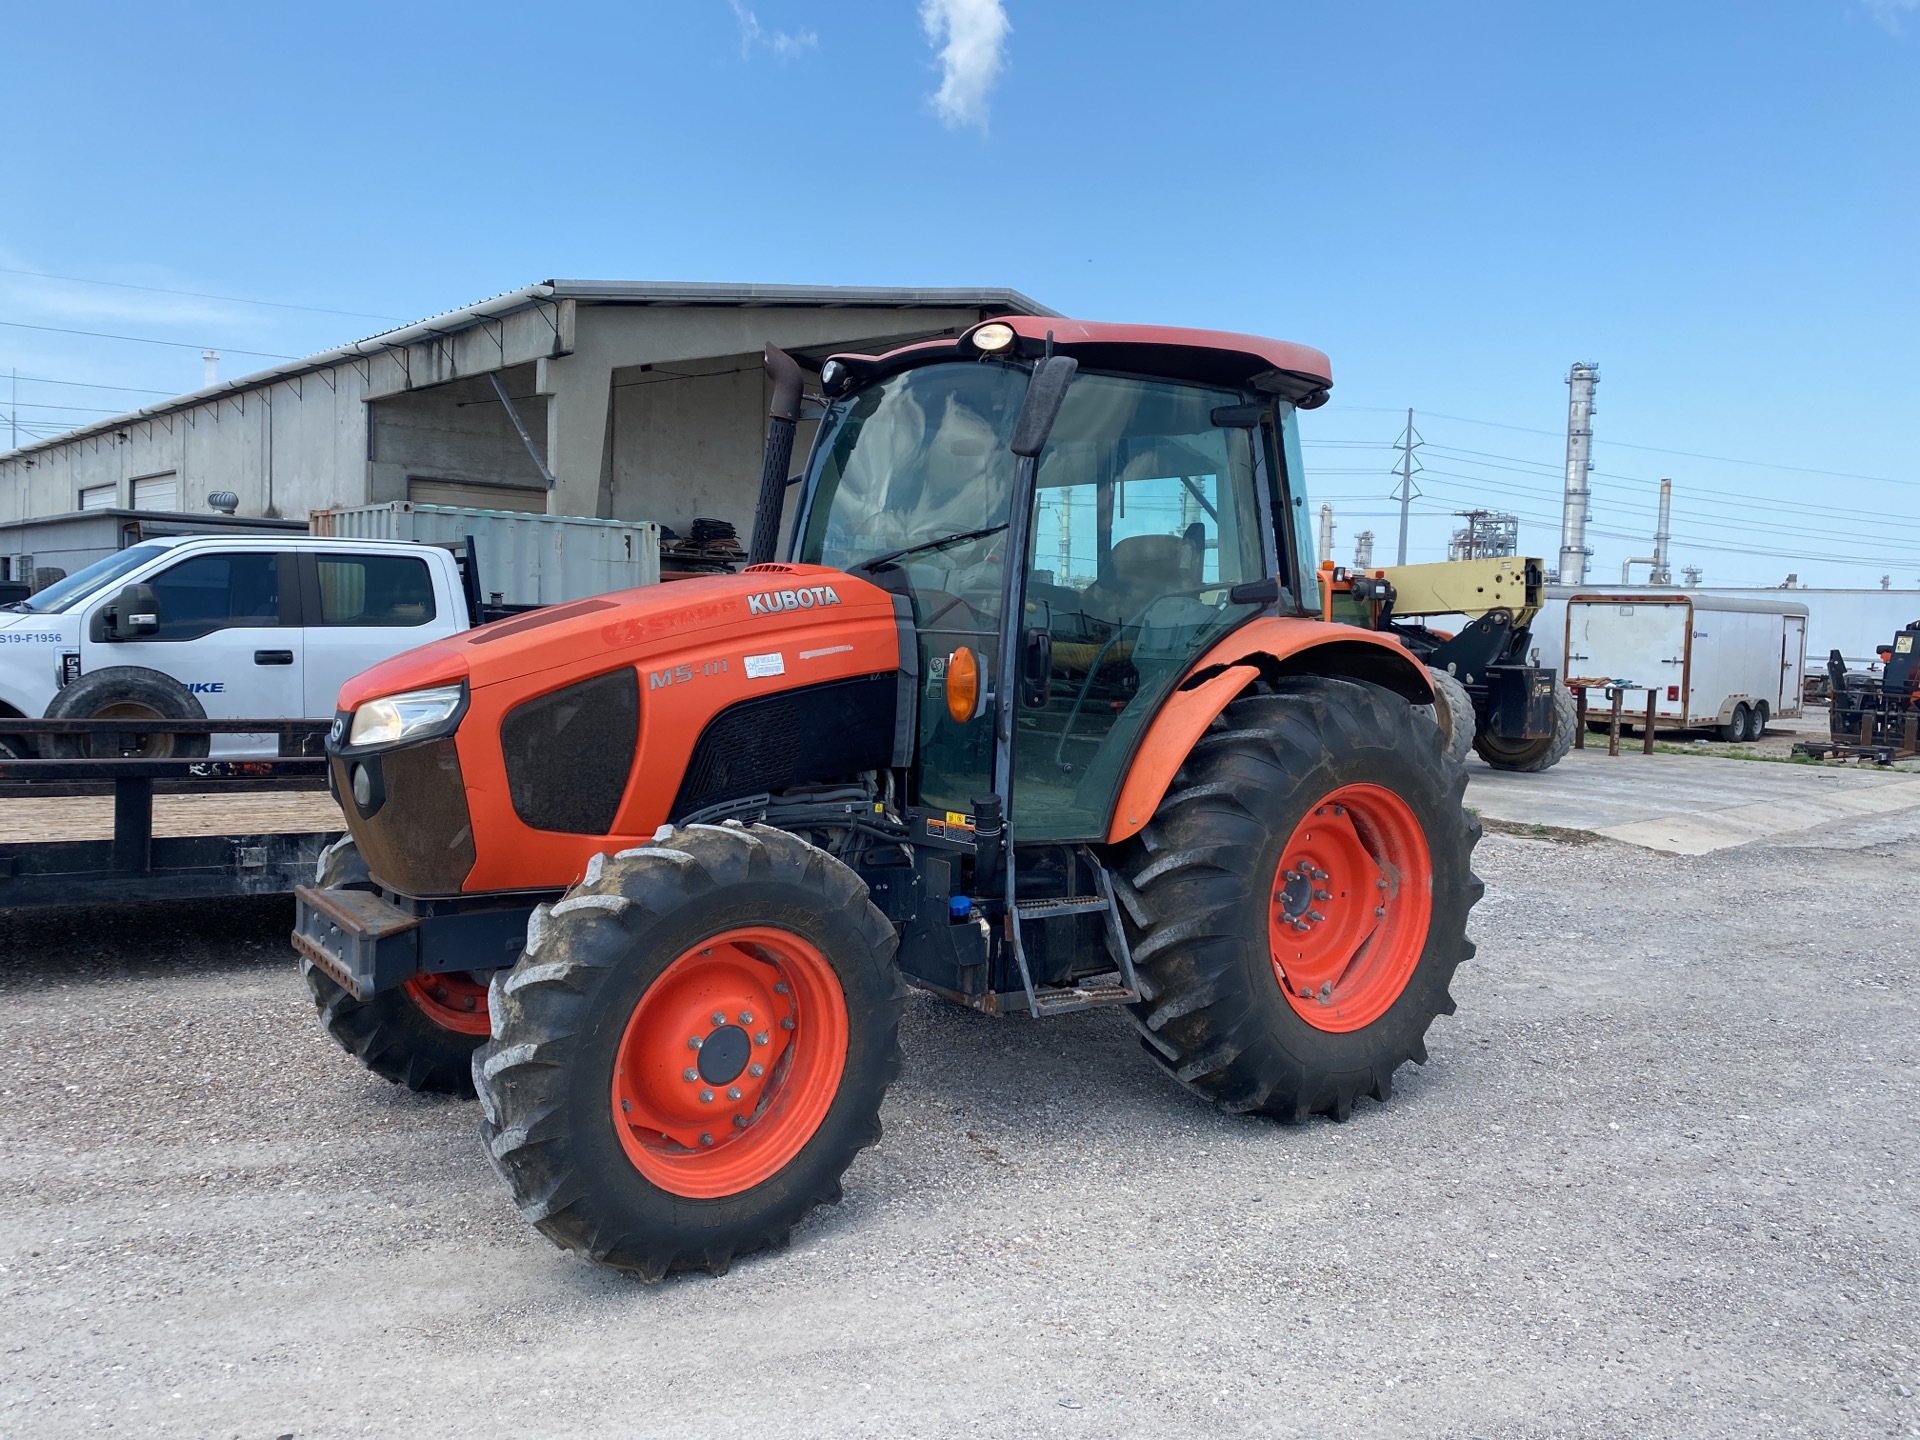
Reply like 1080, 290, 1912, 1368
7, 370, 14, 452
1392, 407, 1422, 565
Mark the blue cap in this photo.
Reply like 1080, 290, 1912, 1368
948, 895, 973, 920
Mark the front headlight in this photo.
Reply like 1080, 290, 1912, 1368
347, 684, 465, 747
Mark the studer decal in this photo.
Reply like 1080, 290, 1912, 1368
746, 585, 841, 617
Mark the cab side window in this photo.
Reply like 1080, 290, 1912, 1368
316, 555, 436, 627
148, 553, 283, 640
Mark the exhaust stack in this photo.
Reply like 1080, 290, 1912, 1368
748, 344, 805, 566
1621, 478, 1675, 585
1558, 363, 1599, 585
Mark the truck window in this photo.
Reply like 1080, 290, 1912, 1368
316, 554, 437, 627
148, 553, 284, 640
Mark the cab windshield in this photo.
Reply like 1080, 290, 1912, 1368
10, 542, 170, 614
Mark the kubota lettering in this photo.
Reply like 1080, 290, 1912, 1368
746, 585, 841, 617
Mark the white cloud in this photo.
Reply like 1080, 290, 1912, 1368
921, 0, 1010, 130
1863, 0, 1920, 32
729, 1, 817, 60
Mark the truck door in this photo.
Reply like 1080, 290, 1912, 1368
78, 549, 302, 757
299, 550, 447, 716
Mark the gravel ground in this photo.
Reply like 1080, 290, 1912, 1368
0, 820, 1916, 1439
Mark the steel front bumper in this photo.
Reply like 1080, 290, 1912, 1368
292, 884, 540, 1000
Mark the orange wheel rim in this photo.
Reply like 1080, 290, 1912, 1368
1268, 783, 1432, 1033
403, 972, 492, 1035
610, 926, 848, 1200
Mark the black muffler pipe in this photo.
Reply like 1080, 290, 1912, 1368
748, 344, 805, 566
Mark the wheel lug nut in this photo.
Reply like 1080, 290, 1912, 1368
748, 1063, 764, 1078
710, 1011, 726, 1026
734, 1115, 749, 1129
773, 982, 790, 995
682, 1067, 697, 1082
621, 1098, 631, 1113
738, 1011, 753, 1025
699, 1132, 714, 1147
755, 1031, 770, 1045
1306, 910, 1325, 923
1313, 888, 1331, 900
1376, 878, 1388, 890
780, 1017, 795, 1031
699, 1089, 714, 1103
727, 1086, 742, 1101
1375, 906, 1386, 918
688, 1035, 703, 1050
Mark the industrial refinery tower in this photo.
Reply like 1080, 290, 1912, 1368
1558, 363, 1600, 585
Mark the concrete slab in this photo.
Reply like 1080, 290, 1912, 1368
1463, 747, 1920, 855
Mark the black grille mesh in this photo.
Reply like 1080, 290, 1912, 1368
672, 675, 896, 818
501, 667, 639, 834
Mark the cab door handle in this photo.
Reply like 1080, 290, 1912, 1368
254, 649, 295, 666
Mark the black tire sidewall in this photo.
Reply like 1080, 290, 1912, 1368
1207, 697, 1473, 1073
44, 666, 210, 759
557, 877, 898, 1245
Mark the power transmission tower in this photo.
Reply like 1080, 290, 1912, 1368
1392, 408, 1423, 565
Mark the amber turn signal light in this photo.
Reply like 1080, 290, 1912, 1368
945, 646, 981, 723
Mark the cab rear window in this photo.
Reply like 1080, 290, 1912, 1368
316, 555, 436, 627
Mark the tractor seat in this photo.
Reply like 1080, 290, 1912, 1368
1083, 533, 1201, 625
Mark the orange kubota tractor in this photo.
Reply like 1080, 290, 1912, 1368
294, 318, 1482, 1279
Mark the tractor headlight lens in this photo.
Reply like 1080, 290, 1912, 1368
348, 684, 465, 747
970, 322, 1015, 353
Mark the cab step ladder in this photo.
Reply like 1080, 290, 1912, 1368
1008, 846, 1140, 1018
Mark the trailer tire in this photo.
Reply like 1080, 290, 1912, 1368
1472, 679, 1576, 772
300, 836, 491, 1097
474, 823, 905, 1281
43, 667, 210, 759
1417, 666, 1476, 771
1748, 701, 1769, 739
1719, 702, 1750, 744
1117, 676, 1481, 1124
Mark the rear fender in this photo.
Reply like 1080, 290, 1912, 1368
1105, 618, 1429, 844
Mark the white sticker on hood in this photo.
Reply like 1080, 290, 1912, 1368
744, 652, 786, 679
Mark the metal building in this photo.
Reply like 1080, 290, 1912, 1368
0, 280, 1053, 580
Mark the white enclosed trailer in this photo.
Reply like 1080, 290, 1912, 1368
1561, 591, 1808, 738
310, 502, 659, 607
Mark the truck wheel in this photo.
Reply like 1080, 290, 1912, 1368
43, 667, 210, 759
1718, 703, 1750, 744
1118, 676, 1482, 1122
1472, 679, 1576, 772
1418, 666, 1476, 770
1748, 701, 1769, 739
474, 822, 904, 1280
299, 835, 491, 1096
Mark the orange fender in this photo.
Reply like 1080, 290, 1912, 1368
1105, 617, 1429, 844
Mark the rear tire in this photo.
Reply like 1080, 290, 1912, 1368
43, 666, 210, 759
474, 822, 905, 1280
1473, 679, 1576, 772
299, 835, 491, 1096
1748, 701, 1769, 739
1117, 676, 1481, 1122
1719, 703, 1750, 744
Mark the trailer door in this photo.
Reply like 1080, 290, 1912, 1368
1565, 597, 1689, 721
1780, 615, 1806, 714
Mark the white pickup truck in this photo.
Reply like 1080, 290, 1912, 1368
0, 535, 473, 758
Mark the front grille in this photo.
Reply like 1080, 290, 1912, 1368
501, 667, 639, 834
672, 674, 897, 818
333, 737, 477, 896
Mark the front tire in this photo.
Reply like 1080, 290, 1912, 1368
474, 823, 904, 1280
1473, 679, 1576, 772
1118, 677, 1481, 1122
299, 835, 492, 1096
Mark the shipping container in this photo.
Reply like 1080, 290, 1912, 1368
1561, 591, 1808, 736
310, 502, 659, 606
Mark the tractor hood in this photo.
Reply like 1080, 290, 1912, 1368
335, 564, 900, 710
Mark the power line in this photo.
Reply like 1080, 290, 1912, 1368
0, 265, 406, 323
0, 319, 293, 359
0, 372, 174, 396
1328, 402, 1913, 489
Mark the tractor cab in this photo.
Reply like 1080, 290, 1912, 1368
786, 318, 1329, 842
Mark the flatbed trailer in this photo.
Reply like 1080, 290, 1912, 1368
0, 718, 342, 908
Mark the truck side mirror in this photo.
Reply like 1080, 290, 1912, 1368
108, 583, 161, 640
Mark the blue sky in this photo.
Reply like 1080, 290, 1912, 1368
2, 0, 1915, 587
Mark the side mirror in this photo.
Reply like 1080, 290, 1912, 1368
1011, 356, 1079, 458
108, 583, 160, 639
